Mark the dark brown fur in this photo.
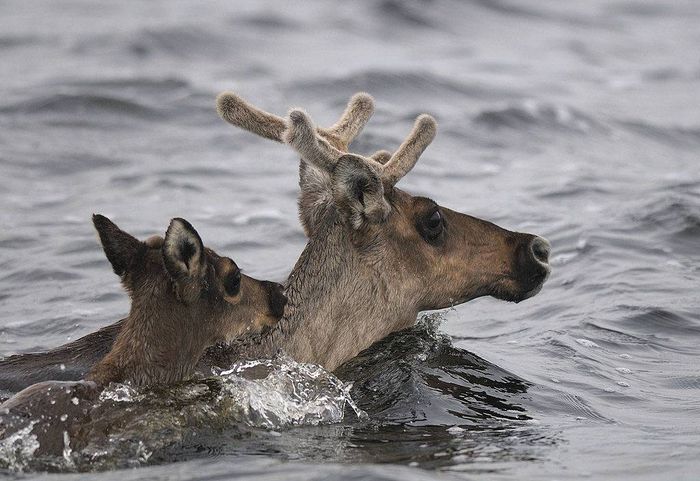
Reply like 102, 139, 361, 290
0, 216, 286, 456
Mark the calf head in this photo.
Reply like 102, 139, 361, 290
88, 215, 286, 385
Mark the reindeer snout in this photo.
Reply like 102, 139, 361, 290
263, 281, 287, 319
510, 235, 551, 302
529, 237, 551, 265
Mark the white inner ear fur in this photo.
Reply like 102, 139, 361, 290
333, 158, 391, 230
164, 221, 202, 276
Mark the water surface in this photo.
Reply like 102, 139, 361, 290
0, 1, 699, 479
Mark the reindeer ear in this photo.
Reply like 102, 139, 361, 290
93, 214, 143, 277
332, 155, 391, 230
162, 218, 206, 281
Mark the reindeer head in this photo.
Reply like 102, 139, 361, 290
89, 215, 287, 385
217, 93, 550, 311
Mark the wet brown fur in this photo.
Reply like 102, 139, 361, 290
216, 92, 551, 371
85, 215, 285, 386
0, 215, 286, 455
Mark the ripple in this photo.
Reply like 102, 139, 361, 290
0, 236, 39, 249
71, 25, 230, 60
1, 94, 161, 121
614, 307, 700, 338
0, 269, 82, 283
617, 120, 700, 148
54, 77, 190, 93
0, 35, 45, 49
376, 0, 438, 28
229, 13, 301, 30
474, 100, 606, 133
337, 315, 532, 425
286, 70, 519, 101
631, 195, 700, 245
662, 376, 700, 390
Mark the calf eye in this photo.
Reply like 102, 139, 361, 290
223, 269, 241, 296
419, 208, 444, 242
427, 210, 442, 230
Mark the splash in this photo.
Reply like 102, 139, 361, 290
0, 421, 40, 472
98, 382, 143, 403
216, 354, 367, 428
0, 355, 364, 472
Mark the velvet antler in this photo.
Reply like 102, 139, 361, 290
284, 109, 436, 186
216, 91, 375, 151
216, 90, 437, 186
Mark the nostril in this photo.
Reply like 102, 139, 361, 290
265, 281, 287, 319
530, 237, 551, 264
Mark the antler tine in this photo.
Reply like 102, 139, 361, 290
216, 91, 287, 142
381, 114, 437, 186
284, 109, 344, 171
370, 150, 392, 165
322, 92, 375, 149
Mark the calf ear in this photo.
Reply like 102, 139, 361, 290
162, 218, 206, 281
332, 154, 391, 230
93, 214, 143, 277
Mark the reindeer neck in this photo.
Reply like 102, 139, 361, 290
88, 301, 205, 387
230, 218, 416, 371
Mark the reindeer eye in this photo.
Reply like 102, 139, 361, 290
223, 269, 241, 296
419, 208, 444, 242
427, 210, 442, 229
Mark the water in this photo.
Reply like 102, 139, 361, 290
0, 0, 699, 479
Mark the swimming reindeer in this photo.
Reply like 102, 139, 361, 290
0, 93, 550, 390
0, 215, 286, 455
215, 92, 551, 370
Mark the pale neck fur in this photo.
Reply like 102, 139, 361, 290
232, 218, 417, 371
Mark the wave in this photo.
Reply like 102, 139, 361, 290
285, 70, 519, 102
617, 120, 700, 148
52, 77, 190, 95
631, 194, 700, 247
72, 25, 231, 60
0, 94, 162, 122
473, 100, 606, 133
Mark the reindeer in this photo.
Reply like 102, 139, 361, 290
0, 215, 286, 456
0, 93, 550, 389
214, 92, 551, 370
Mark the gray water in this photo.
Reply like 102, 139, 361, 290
1, 0, 699, 479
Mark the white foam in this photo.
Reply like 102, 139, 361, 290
216, 354, 367, 428
0, 421, 40, 472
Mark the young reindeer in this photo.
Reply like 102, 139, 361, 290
214, 92, 551, 370
0, 215, 286, 455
